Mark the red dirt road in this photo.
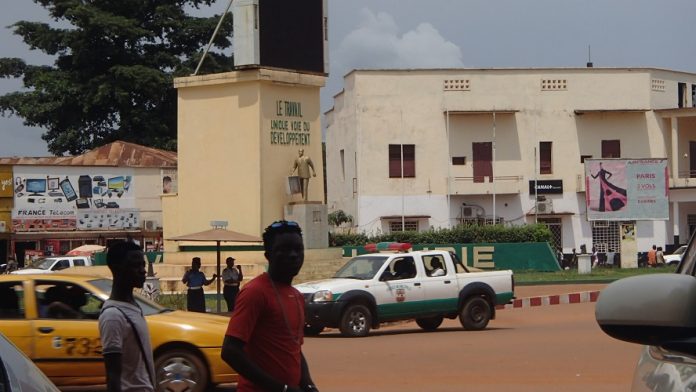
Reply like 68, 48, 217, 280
302, 284, 640, 392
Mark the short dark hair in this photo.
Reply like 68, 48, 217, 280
107, 241, 142, 271
192, 257, 201, 263
226, 257, 235, 262
263, 220, 303, 252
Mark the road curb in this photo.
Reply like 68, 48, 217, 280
497, 290, 601, 310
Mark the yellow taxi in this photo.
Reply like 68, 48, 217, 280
0, 274, 237, 391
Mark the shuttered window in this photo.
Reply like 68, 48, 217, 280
602, 140, 621, 158
388, 144, 416, 178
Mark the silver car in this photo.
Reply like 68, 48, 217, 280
596, 234, 696, 391
0, 331, 59, 391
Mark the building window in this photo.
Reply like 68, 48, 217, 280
541, 79, 567, 91
679, 82, 687, 108
591, 220, 624, 254
540, 142, 552, 174
340, 149, 345, 180
389, 220, 419, 232
601, 140, 620, 158
388, 144, 415, 178
452, 156, 466, 165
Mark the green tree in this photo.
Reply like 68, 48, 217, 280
0, 0, 234, 155
328, 210, 353, 228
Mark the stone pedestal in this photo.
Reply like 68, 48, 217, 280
577, 254, 592, 274
284, 202, 328, 249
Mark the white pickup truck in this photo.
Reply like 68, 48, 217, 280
11, 256, 93, 275
295, 250, 515, 337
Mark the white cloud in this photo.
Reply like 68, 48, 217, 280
331, 8, 463, 77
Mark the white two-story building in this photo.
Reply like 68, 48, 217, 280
325, 67, 696, 254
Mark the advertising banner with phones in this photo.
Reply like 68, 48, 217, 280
12, 167, 140, 231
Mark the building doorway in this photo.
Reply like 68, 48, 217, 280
472, 142, 492, 183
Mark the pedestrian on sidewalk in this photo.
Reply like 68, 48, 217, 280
221, 220, 319, 392
647, 245, 657, 267
656, 247, 665, 266
99, 241, 155, 392
182, 257, 217, 313
222, 257, 243, 312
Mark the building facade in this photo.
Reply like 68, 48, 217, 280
0, 141, 176, 265
325, 68, 696, 255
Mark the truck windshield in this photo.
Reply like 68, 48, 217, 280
334, 256, 388, 280
29, 258, 57, 270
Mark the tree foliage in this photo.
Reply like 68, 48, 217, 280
0, 0, 234, 155
328, 209, 353, 227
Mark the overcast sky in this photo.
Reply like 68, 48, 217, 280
2, 0, 696, 156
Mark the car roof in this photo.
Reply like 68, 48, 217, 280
0, 273, 106, 283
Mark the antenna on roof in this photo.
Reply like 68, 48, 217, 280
587, 45, 593, 68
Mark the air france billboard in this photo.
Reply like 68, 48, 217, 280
584, 159, 668, 221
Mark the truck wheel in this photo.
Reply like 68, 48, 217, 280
155, 348, 209, 392
459, 296, 491, 331
416, 316, 443, 331
304, 324, 324, 336
339, 304, 371, 337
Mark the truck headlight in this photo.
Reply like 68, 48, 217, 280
312, 290, 333, 302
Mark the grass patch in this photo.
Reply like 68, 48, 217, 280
515, 266, 678, 284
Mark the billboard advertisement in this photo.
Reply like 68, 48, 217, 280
12, 167, 139, 231
584, 159, 668, 221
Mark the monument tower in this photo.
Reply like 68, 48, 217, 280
163, 0, 329, 256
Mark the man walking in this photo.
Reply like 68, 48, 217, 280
221, 221, 319, 392
99, 241, 155, 392
222, 256, 243, 312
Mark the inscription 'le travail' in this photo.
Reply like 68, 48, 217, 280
271, 100, 311, 146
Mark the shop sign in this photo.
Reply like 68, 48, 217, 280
529, 180, 563, 194
12, 166, 140, 231
0, 172, 13, 197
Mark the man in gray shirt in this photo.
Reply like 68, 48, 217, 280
99, 241, 155, 392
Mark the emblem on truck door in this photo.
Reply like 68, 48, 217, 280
396, 288, 406, 302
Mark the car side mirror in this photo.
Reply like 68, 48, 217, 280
596, 274, 696, 353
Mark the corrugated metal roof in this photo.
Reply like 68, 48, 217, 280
0, 141, 177, 168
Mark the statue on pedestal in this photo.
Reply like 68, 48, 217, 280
290, 149, 316, 201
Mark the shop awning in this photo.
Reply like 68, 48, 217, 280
11, 230, 145, 241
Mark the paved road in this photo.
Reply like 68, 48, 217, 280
65, 284, 642, 392
298, 301, 640, 392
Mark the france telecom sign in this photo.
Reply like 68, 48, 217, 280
584, 158, 668, 221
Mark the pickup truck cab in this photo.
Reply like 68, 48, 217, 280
294, 250, 514, 337
12, 256, 92, 275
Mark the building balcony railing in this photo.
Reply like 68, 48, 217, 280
450, 175, 523, 195
671, 171, 696, 188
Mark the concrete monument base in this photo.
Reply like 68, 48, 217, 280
284, 201, 328, 249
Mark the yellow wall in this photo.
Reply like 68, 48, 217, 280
163, 69, 325, 252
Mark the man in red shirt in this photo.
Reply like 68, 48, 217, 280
221, 221, 319, 392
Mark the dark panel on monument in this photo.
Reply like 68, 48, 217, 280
259, 0, 324, 74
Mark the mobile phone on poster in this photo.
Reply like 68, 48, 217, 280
60, 178, 78, 201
